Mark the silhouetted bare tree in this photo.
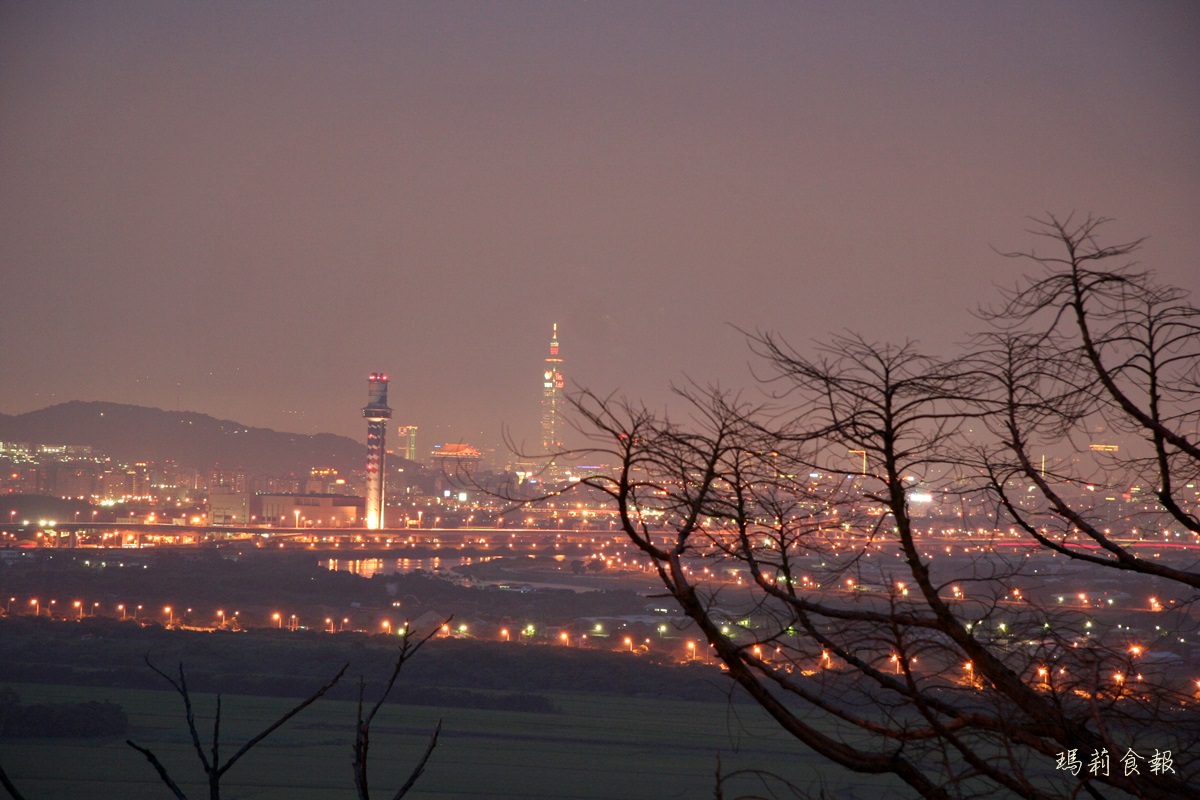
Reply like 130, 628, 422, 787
125, 630, 444, 800
353, 623, 445, 800
978, 215, 1200, 582
1, 629, 444, 800
559, 217, 1200, 798
126, 656, 348, 800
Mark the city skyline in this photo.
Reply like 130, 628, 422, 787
2, 3, 1198, 450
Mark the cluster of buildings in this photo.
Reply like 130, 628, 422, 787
0, 326, 572, 531
357, 323, 566, 529
9, 319, 1185, 539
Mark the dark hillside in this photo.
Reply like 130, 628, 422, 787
0, 402, 363, 474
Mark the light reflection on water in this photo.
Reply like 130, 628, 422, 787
322, 556, 498, 578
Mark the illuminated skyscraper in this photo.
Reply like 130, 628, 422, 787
363, 373, 392, 529
541, 323, 565, 478
398, 425, 419, 463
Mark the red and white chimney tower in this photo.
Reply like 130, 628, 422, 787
363, 373, 392, 529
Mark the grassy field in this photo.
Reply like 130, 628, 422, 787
0, 681, 898, 799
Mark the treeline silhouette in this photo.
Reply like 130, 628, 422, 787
0, 687, 126, 738
0, 617, 733, 708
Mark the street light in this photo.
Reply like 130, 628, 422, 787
272, 612, 282, 629
73, 600, 82, 620
117, 604, 126, 620
165, 606, 173, 626
30, 598, 39, 617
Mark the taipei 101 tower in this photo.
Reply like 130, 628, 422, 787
363, 373, 392, 529
541, 324, 565, 480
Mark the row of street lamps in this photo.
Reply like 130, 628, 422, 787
7, 596, 206, 626
4, 594, 718, 663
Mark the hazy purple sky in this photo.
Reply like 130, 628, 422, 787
3, 2, 1198, 452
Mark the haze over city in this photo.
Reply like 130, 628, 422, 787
4, 7, 1200, 797
3, 2, 1198, 450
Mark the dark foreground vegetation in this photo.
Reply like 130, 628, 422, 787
0, 616, 734, 709
0, 621, 823, 800
0, 686, 126, 738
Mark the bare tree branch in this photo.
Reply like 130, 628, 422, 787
132, 656, 348, 800
354, 621, 446, 800
125, 739, 189, 800
0, 762, 30, 800
549, 216, 1200, 798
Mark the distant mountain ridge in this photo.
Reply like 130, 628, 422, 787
0, 402, 364, 476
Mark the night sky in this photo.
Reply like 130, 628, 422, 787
3, 2, 1198, 453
